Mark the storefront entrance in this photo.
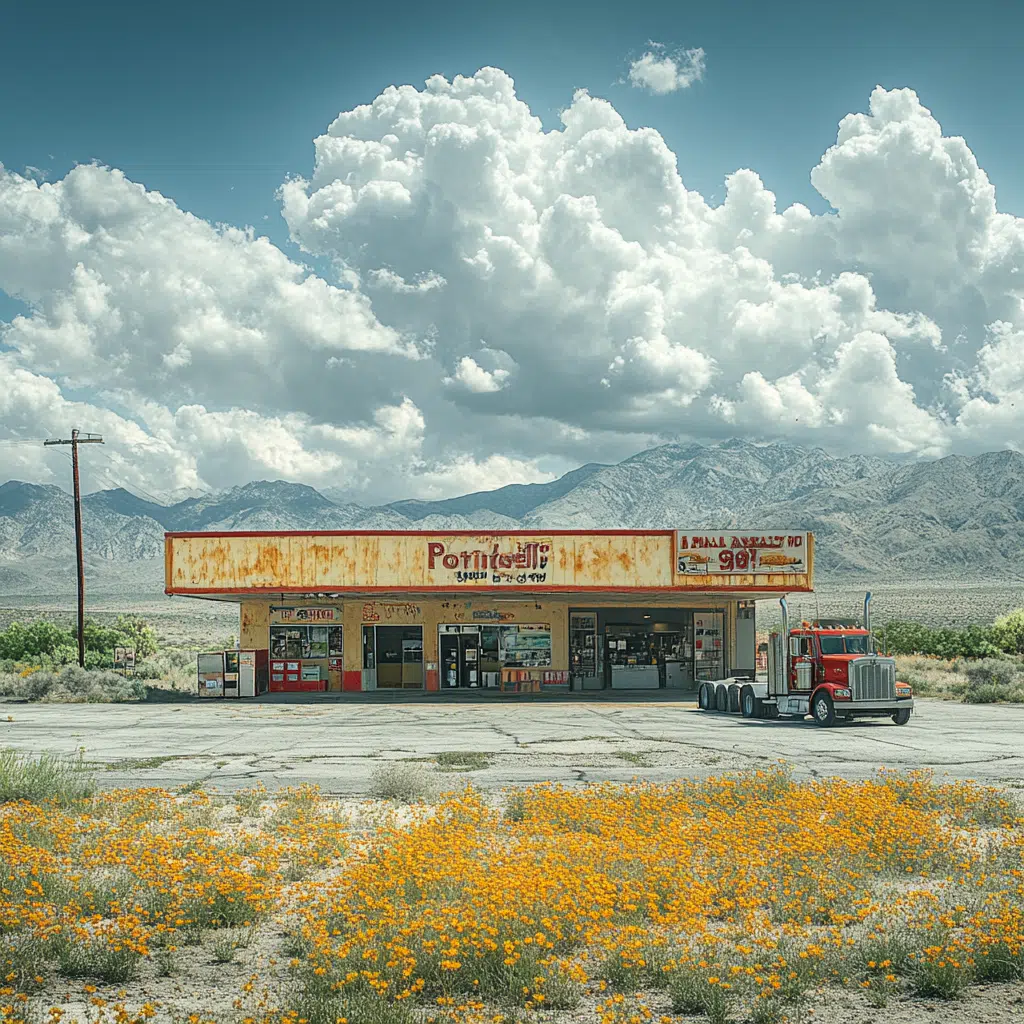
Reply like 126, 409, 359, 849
569, 607, 723, 692
362, 625, 424, 689
439, 626, 481, 688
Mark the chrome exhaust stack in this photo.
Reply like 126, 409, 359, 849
780, 596, 789, 693
863, 591, 872, 652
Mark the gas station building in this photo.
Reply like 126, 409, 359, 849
164, 529, 814, 695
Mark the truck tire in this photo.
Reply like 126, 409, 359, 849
811, 691, 836, 728
727, 684, 742, 714
891, 707, 912, 726
715, 683, 729, 712
698, 682, 711, 710
741, 685, 761, 719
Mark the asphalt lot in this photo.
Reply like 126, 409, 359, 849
4, 696, 1023, 795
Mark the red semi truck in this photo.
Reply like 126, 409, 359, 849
697, 592, 914, 726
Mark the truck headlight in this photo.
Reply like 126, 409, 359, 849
833, 688, 851, 699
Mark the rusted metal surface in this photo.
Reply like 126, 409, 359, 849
166, 531, 814, 594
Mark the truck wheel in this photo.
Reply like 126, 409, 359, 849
727, 684, 742, 714
741, 686, 760, 719
812, 692, 835, 728
698, 683, 711, 710
891, 708, 912, 726
715, 684, 729, 712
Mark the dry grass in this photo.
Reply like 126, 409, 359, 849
895, 655, 970, 699
896, 655, 1024, 703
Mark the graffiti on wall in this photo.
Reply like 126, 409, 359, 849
361, 602, 423, 623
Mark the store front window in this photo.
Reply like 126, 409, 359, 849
438, 624, 551, 688
270, 624, 342, 660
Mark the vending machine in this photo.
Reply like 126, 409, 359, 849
223, 650, 240, 698
197, 652, 225, 698
270, 659, 301, 691
236, 650, 266, 697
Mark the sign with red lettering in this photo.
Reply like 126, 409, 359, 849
426, 538, 553, 586
277, 607, 338, 622
675, 532, 809, 576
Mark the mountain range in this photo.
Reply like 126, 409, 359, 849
2, 439, 1023, 596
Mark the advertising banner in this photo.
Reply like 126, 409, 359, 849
675, 532, 810, 577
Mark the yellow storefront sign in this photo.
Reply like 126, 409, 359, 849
165, 530, 813, 594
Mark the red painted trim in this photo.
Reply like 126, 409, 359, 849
342, 670, 362, 692
167, 583, 811, 595
425, 668, 439, 692
164, 529, 677, 539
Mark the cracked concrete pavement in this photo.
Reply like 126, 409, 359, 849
3, 696, 1023, 794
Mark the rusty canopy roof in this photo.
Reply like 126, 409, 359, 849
164, 529, 815, 597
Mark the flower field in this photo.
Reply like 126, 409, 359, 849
1, 768, 1022, 1024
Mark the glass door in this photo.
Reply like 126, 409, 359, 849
361, 625, 377, 690
693, 612, 725, 682
570, 612, 597, 688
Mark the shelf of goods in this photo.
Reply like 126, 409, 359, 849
499, 668, 569, 693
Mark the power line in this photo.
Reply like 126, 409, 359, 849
90, 447, 170, 507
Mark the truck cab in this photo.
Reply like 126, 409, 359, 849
774, 605, 914, 725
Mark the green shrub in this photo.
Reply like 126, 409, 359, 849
876, 620, 1002, 659
991, 608, 1024, 655
0, 749, 96, 805
0, 615, 159, 666
0, 665, 147, 703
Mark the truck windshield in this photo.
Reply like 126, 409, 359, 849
819, 635, 870, 654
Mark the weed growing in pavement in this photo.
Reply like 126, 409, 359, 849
368, 760, 439, 803
0, 747, 95, 804
434, 750, 491, 771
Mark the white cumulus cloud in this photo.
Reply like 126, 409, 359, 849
2, 69, 1023, 502
627, 44, 706, 94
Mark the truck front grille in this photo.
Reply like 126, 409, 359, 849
849, 657, 896, 701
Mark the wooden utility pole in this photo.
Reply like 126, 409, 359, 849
44, 429, 104, 667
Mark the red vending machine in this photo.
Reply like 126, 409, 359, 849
269, 658, 301, 692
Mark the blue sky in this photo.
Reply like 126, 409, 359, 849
4, 0, 1021, 257
2, 0, 1023, 498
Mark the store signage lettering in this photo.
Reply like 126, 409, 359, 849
361, 602, 422, 622
471, 610, 516, 621
676, 532, 808, 576
277, 607, 338, 622
427, 539, 551, 585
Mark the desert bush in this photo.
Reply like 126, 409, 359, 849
0, 749, 96, 805
894, 656, 969, 699
132, 649, 193, 687
0, 665, 147, 703
369, 762, 438, 803
963, 658, 1024, 703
